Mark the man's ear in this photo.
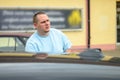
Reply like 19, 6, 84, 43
33, 23, 37, 29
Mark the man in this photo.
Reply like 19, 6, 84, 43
25, 11, 72, 54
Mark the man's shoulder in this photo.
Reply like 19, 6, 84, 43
27, 32, 38, 41
50, 28, 65, 38
50, 28, 62, 33
29, 32, 38, 37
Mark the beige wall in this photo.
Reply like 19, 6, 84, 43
117, 0, 120, 1
90, 0, 116, 50
0, 0, 84, 8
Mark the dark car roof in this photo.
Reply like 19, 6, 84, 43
0, 32, 32, 37
0, 63, 120, 80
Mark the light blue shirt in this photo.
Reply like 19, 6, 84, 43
25, 28, 72, 54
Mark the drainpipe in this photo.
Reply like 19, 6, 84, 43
86, 0, 91, 48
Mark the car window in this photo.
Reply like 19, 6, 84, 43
0, 37, 25, 51
20, 37, 29, 45
22, 37, 29, 42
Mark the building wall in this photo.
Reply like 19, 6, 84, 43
90, 0, 116, 50
0, 0, 117, 51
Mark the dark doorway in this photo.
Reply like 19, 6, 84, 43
117, 2, 120, 43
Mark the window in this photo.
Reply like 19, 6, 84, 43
0, 37, 25, 51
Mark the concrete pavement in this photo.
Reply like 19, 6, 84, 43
103, 45, 120, 57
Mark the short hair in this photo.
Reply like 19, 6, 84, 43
33, 11, 46, 23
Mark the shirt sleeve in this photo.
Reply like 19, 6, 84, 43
60, 31, 72, 52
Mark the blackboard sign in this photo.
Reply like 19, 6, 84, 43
0, 9, 82, 30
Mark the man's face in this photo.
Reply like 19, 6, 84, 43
34, 14, 50, 33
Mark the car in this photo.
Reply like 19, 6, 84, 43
0, 52, 120, 80
0, 31, 120, 80
0, 32, 32, 52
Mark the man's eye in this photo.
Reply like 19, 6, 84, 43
40, 20, 49, 23
46, 20, 49, 22
41, 21, 46, 23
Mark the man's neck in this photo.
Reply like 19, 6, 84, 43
38, 31, 49, 36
